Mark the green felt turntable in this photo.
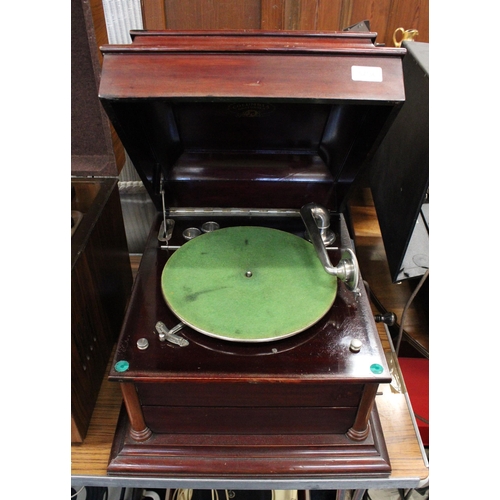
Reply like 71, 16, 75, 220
161, 226, 337, 342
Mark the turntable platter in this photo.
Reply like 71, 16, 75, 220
161, 226, 337, 342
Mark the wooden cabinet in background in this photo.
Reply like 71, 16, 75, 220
71, 0, 132, 442
71, 180, 132, 443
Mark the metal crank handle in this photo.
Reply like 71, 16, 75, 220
155, 321, 189, 347
300, 203, 360, 293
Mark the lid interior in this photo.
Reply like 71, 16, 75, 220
99, 31, 405, 212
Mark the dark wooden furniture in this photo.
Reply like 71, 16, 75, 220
98, 30, 405, 477
71, 180, 132, 443
71, 0, 132, 443
368, 41, 429, 283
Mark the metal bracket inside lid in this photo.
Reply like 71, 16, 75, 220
158, 178, 175, 248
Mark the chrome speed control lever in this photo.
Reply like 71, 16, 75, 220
300, 203, 360, 294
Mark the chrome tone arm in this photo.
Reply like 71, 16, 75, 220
301, 203, 337, 274
304, 204, 336, 246
300, 203, 360, 293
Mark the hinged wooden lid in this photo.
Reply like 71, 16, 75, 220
99, 30, 405, 212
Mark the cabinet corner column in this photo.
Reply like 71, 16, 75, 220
120, 382, 152, 442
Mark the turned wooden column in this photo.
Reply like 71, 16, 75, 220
120, 382, 152, 442
346, 384, 378, 441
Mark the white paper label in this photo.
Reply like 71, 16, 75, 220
351, 66, 383, 82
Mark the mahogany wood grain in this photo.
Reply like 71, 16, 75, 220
107, 402, 390, 476
142, 405, 358, 434
347, 383, 378, 440
120, 382, 152, 441
127, 29, 381, 49
99, 52, 405, 101
136, 380, 364, 407
127, 148, 335, 210
71, 341, 428, 484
